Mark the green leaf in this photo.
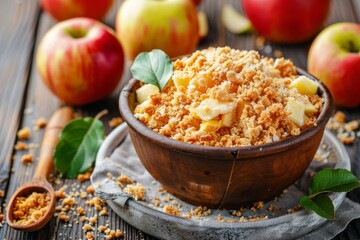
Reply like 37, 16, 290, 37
130, 49, 173, 91
54, 117, 105, 178
299, 194, 335, 220
309, 168, 360, 196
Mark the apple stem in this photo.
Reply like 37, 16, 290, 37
65, 28, 87, 39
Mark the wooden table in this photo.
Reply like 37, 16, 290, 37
0, 0, 359, 239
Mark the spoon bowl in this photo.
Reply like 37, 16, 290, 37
6, 107, 74, 231
6, 177, 56, 231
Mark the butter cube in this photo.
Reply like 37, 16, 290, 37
136, 84, 160, 104
285, 99, 306, 127
289, 76, 318, 95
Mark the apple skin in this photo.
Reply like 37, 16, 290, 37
116, 0, 199, 60
36, 17, 124, 105
191, 0, 202, 6
308, 22, 360, 107
40, 0, 114, 21
242, 0, 330, 43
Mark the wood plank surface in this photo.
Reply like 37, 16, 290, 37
0, 0, 40, 220
0, 0, 359, 239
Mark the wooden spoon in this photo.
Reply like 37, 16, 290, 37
6, 106, 74, 231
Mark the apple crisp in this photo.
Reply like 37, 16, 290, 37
134, 47, 323, 146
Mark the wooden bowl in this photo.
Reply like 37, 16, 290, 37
119, 68, 334, 209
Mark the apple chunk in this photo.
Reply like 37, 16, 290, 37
136, 84, 160, 104
289, 76, 319, 95
198, 11, 208, 39
200, 120, 221, 133
285, 99, 306, 127
221, 3, 252, 34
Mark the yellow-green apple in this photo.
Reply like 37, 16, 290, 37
40, 0, 114, 21
36, 17, 124, 105
242, 0, 330, 43
308, 22, 360, 107
116, 0, 199, 60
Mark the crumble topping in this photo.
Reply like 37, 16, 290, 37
134, 47, 323, 146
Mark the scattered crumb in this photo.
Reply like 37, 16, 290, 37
83, 223, 93, 231
163, 205, 180, 216
0, 190, 3, 198
255, 36, 265, 50
17, 127, 31, 140
87, 185, 95, 195
123, 183, 145, 201
109, 117, 123, 128
35, 117, 47, 129
98, 225, 107, 232
273, 49, 283, 58
21, 153, 33, 164
14, 141, 28, 150
117, 174, 132, 184
327, 110, 360, 144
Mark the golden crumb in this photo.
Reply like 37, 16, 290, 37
83, 223, 93, 231
327, 111, 359, 145
255, 36, 265, 50
89, 214, 97, 224
21, 153, 33, 164
115, 229, 123, 238
14, 141, 28, 150
87, 185, 95, 195
80, 191, 87, 199
184, 206, 211, 218
80, 216, 87, 222
12, 192, 50, 225
99, 208, 108, 216
106, 172, 113, 179
268, 204, 277, 212
345, 120, 359, 132
117, 174, 132, 184
273, 50, 283, 58
0, 214, 4, 222
17, 127, 31, 140
86, 232, 94, 240
333, 111, 346, 123
0, 190, 4, 197
35, 117, 47, 129
55, 187, 66, 199
109, 117, 123, 128
77, 207, 85, 215
98, 225, 107, 232
58, 212, 69, 222
123, 183, 145, 201
62, 197, 75, 207
163, 205, 180, 216
77, 172, 91, 183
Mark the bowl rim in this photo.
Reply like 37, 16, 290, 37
119, 67, 334, 159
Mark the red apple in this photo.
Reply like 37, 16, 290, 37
191, 0, 202, 6
115, 0, 199, 60
242, 0, 330, 43
308, 22, 360, 107
36, 17, 124, 105
40, 0, 114, 21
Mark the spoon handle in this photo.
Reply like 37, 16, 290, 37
33, 106, 74, 179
